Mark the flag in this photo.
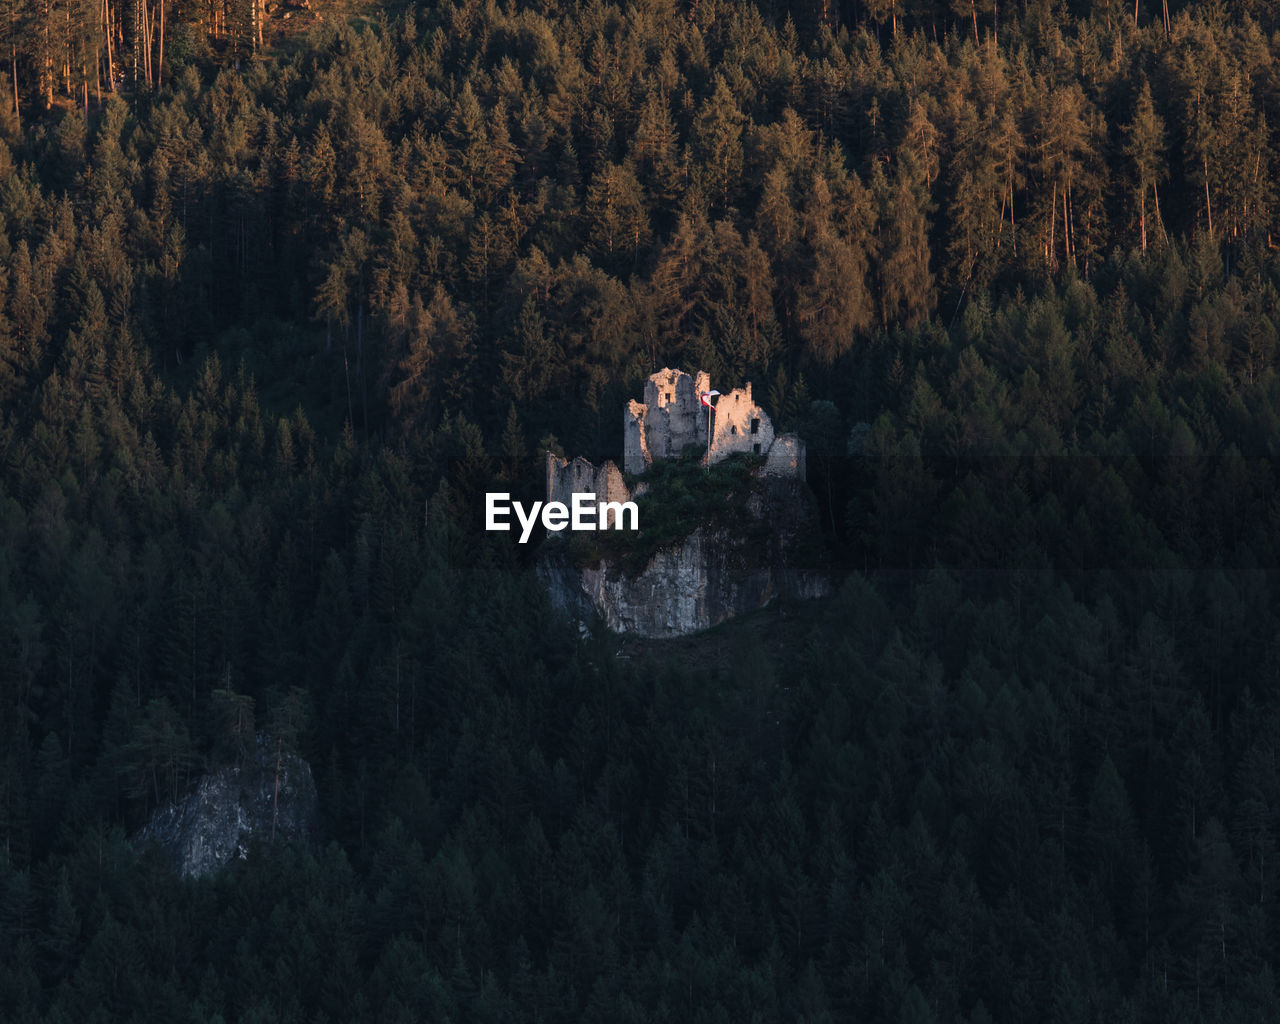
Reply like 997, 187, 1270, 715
700, 390, 720, 408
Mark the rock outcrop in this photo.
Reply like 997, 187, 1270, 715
543, 368, 825, 636
136, 737, 317, 879
539, 479, 831, 637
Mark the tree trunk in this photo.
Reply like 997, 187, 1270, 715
1065, 183, 1074, 266
145, 0, 153, 87
104, 0, 114, 90
1139, 189, 1147, 254
1204, 158, 1214, 237
1009, 181, 1016, 255
1049, 181, 1057, 267
156, 0, 164, 89
42, 0, 52, 108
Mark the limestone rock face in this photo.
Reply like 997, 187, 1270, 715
136, 737, 317, 879
539, 480, 831, 638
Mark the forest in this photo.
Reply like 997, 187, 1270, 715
2, 0, 1280, 1018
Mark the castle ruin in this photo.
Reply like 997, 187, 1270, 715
624, 369, 804, 479
540, 370, 825, 633
623, 368, 711, 474
546, 368, 804, 513
545, 454, 631, 527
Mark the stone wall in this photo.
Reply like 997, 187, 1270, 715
624, 368, 710, 473
623, 400, 649, 475
707, 383, 774, 464
545, 453, 632, 528
622, 368, 802, 481
761, 433, 806, 480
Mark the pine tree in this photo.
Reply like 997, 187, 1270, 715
873, 158, 934, 328
1124, 79, 1167, 254
796, 172, 874, 363
692, 75, 746, 216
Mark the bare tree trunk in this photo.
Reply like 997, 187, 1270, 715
156, 0, 164, 90
1204, 158, 1214, 237
1009, 181, 1016, 255
146, 0, 154, 87
1049, 181, 1057, 268
104, 0, 114, 90
41, 0, 52, 108
133, 0, 141, 83
1065, 184, 1074, 266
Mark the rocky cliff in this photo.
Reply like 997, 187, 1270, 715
539, 477, 831, 637
136, 736, 317, 879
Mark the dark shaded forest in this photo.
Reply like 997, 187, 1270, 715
3, 0, 1280, 1019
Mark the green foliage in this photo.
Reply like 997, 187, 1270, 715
2, 1, 1280, 1022
569, 451, 763, 572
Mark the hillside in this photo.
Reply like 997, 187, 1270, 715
1, 0, 1280, 1020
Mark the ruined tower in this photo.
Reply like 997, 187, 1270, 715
623, 369, 804, 479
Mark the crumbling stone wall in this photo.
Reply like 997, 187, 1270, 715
761, 432, 806, 479
545, 454, 632, 528
624, 400, 650, 475
706, 382, 774, 464
624, 368, 710, 473
621, 368, 802, 480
